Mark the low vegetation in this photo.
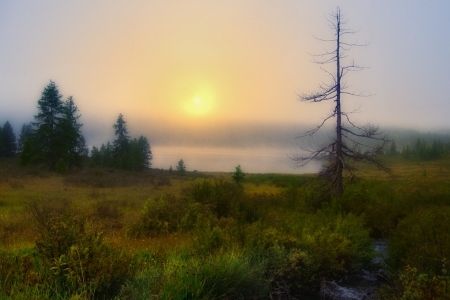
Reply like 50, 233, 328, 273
0, 154, 450, 299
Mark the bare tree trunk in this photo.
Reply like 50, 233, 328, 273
293, 7, 390, 198
335, 8, 343, 197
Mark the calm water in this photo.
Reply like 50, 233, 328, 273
151, 146, 321, 174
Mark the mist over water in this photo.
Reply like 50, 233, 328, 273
151, 145, 322, 174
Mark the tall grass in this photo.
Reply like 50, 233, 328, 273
1, 156, 450, 298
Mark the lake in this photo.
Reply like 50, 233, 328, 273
151, 145, 322, 174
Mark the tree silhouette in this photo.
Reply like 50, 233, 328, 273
90, 114, 152, 171
232, 165, 245, 185
20, 81, 87, 170
176, 159, 186, 174
17, 123, 33, 153
58, 96, 86, 169
112, 113, 130, 168
0, 121, 17, 157
292, 7, 389, 197
31, 81, 64, 168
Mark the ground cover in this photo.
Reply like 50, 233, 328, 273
0, 155, 449, 299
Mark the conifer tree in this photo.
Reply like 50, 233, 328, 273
24, 81, 63, 168
137, 135, 152, 169
112, 114, 130, 168
176, 159, 186, 174
0, 126, 4, 156
20, 81, 86, 170
232, 164, 245, 185
58, 96, 85, 169
17, 123, 33, 153
1, 121, 17, 157
90, 146, 101, 166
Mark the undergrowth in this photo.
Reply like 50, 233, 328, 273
1, 157, 450, 298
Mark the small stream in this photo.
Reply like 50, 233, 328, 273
320, 240, 388, 300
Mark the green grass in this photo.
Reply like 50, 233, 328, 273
1, 156, 450, 299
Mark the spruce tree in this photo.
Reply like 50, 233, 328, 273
137, 135, 152, 169
58, 96, 85, 169
112, 114, 130, 168
29, 81, 64, 168
0, 126, 4, 156
90, 146, 101, 167
1, 121, 17, 157
176, 159, 186, 174
129, 136, 152, 170
20, 81, 86, 170
17, 123, 33, 153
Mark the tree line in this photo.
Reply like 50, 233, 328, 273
89, 113, 152, 171
389, 138, 449, 161
1, 81, 152, 172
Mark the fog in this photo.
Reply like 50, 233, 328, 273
2, 1, 450, 173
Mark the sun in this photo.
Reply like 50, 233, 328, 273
184, 89, 216, 117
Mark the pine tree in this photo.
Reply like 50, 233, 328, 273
176, 159, 186, 174
90, 146, 101, 167
0, 126, 4, 156
112, 114, 130, 168
26, 81, 64, 168
100, 142, 113, 167
232, 164, 245, 185
389, 141, 397, 156
77, 135, 89, 158
58, 96, 85, 169
17, 123, 33, 153
137, 135, 152, 169
20, 81, 86, 170
1, 121, 17, 157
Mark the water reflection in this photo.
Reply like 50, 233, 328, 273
151, 146, 321, 174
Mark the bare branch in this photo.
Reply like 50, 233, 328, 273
292, 6, 390, 197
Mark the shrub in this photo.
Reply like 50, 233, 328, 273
398, 264, 450, 300
188, 179, 243, 219
245, 212, 374, 294
48, 232, 132, 299
32, 206, 132, 299
388, 206, 450, 275
56, 158, 69, 174
378, 264, 450, 300
127, 194, 186, 237
94, 199, 121, 219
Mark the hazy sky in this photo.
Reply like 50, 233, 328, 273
1, 0, 450, 147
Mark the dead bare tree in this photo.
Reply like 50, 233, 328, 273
292, 7, 389, 198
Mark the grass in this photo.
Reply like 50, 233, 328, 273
1, 155, 450, 299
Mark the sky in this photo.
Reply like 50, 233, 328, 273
1, 0, 450, 150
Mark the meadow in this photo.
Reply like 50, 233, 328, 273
1, 155, 450, 299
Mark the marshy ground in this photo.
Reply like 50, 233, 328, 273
1, 155, 450, 299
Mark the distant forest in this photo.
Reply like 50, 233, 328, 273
1, 81, 450, 172
0, 81, 152, 173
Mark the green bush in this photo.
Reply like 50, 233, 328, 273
33, 208, 132, 299
388, 206, 450, 275
188, 180, 243, 219
378, 264, 450, 300
46, 228, 132, 299
245, 212, 374, 294
398, 264, 450, 300
56, 158, 69, 174
127, 194, 186, 237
